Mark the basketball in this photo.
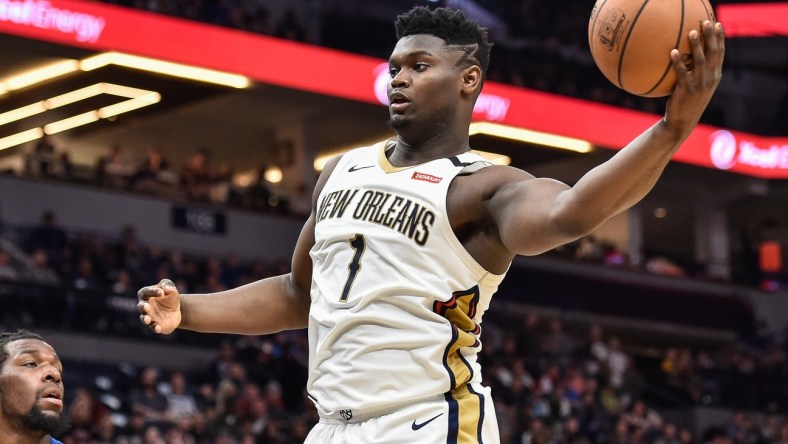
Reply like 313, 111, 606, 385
588, 0, 716, 97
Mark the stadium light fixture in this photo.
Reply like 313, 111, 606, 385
0, 51, 250, 98
44, 111, 101, 135
264, 167, 284, 183
1, 60, 80, 93
0, 83, 161, 150
98, 91, 161, 119
45, 84, 107, 108
0, 128, 44, 151
80, 52, 251, 88
0, 101, 49, 126
468, 122, 592, 153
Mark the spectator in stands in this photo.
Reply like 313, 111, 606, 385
180, 148, 214, 201
210, 161, 235, 205
586, 323, 608, 364
26, 210, 67, 267
131, 145, 174, 196
94, 412, 118, 443
0, 329, 70, 443
97, 144, 135, 189
275, 8, 307, 42
624, 398, 663, 439
116, 224, 145, 278
60, 386, 106, 442
575, 236, 604, 262
111, 269, 134, 294
25, 135, 57, 177
0, 248, 19, 281
242, 163, 274, 211
71, 256, 103, 290
23, 249, 61, 285
129, 366, 169, 427
542, 318, 576, 369
605, 336, 630, 390
52, 151, 74, 182
164, 371, 198, 423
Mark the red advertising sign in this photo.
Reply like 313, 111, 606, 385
717, 2, 788, 37
0, 0, 786, 178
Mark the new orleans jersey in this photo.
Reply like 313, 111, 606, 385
307, 140, 507, 420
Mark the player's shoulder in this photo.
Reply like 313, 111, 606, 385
448, 164, 535, 226
451, 164, 535, 197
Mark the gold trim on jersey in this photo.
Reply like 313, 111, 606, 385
434, 287, 481, 389
447, 384, 485, 444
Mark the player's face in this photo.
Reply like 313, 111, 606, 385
0, 339, 65, 427
387, 34, 467, 133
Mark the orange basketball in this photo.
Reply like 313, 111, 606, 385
588, 0, 716, 97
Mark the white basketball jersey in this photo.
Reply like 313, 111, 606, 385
307, 140, 507, 419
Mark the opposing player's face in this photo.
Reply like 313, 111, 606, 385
387, 34, 467, 132
0, 339, 67, 432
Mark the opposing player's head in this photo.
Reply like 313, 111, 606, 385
388, 7, 492, 139
0, 330, 70, 438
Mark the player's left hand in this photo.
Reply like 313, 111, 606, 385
664, 20, 725, 131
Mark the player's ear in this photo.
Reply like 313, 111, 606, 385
461, 65, 482, 95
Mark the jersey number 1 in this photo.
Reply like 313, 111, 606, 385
340, 234, 366, 302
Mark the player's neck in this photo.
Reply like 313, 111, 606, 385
389, 132, 470, 167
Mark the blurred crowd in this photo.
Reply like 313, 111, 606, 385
0, 210, 787, 442
18, 139, 785, 291
0, 210, 289, 303
22, 136, 286, 214
29, 314, 788, 444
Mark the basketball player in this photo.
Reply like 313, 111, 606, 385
0, 330, 69, 444
138, 7, 724, 443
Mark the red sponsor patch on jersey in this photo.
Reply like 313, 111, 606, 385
412, 172, 442, 183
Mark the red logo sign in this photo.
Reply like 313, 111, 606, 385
709, 130, 788, 171
0, 0, 106, 42
412, 172, 442, 183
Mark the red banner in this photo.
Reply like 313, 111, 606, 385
0, 0, 786, 178
717, 2, 788, 37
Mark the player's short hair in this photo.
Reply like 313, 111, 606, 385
395, 6, 492, 79
0, 329, 45, 368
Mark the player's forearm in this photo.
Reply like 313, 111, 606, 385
178, 273, 310, 335
558, 118, 691, 233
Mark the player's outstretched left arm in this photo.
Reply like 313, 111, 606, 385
488, 21, 724, 256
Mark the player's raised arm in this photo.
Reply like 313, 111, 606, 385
489, 21, 724, 257
136, 155, 343, 336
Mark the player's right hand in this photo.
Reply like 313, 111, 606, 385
137, 278, 182, 334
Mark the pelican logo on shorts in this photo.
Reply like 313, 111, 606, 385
339, 409, 353, 421
412, 171, 442, 184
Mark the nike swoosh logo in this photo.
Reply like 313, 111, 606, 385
412, 413, 443, 430
348, 165, 375, 173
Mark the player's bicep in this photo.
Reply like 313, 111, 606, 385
288, 153, 343, 300
289, 212, 315, 299
489, 176, 576, 256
